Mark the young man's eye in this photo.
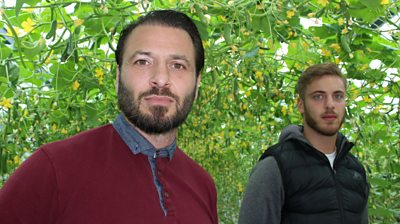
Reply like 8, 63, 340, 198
312, 94, 324, 100
335, 94, 345, 100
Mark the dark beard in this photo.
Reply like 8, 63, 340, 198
117, 79, 196, 134
304, 106, 344, 137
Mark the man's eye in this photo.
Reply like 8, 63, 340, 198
171, 63, 186, 70
335, 94, 345, 100
313, 94, 324, 100
134, 59, 150, 65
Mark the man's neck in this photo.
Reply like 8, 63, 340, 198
303, 126, 337, 154
137, 129, 177, 150
122, 115, 177, 149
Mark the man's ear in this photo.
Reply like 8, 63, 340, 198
194, 74, 201, 100
297, 97, 304, 114
116, 66, 120, 94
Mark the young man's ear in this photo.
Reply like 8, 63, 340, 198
297, 97, 304, 114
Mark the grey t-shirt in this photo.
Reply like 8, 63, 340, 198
238, 157, 284, 224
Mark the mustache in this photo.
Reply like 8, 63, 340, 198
322, 110, 337, 116
138, 87, 179, 102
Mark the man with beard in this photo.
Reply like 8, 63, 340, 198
239, 63, 369, 224
0, 10, 218, 224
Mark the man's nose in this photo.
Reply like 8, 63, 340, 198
150, 64, 170, 88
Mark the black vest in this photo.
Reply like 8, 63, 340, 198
260, 139, 369, 224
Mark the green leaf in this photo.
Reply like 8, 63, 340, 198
0, 47, 12, 60
85, 103, 99, 126
340, 35, 352, 53
8, 63, 20, 87
348, 6, 383, 23
251, 15, 274, 36
22, 40, 46, 58
223, 24, 232, 44
309, 25, 338, 39
15, 0, 41, 17
193, 20, 209, 40
359, 0, 381, 8
50, 62, 76, 90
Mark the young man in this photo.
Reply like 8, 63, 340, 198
239, 63, 369, 224
0, 10, 218, 224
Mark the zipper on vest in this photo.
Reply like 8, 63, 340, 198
333, 170, 345, 223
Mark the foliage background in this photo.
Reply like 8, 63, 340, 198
1, 0, 399, 223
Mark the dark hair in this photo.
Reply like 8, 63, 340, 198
115, 10, 204, 76
296, 62, 347, 100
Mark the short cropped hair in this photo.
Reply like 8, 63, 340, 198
115, 10, 204, 76
296, 62, 347, 100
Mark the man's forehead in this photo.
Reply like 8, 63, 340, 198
307, 75, 346, 91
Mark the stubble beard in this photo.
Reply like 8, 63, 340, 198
303, 105, 345, 137
117, 79, 196, 134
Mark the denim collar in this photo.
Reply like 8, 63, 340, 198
112, 113, 176, 160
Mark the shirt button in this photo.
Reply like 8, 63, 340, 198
164, 192, 169, 198
157, 170, 161, 176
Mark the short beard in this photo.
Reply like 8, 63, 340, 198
304, 106, 344, 137
117, 79, 196, 134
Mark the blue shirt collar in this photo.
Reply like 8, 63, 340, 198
112, 113, 176, 160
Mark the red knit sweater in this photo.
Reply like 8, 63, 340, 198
0, 124, 218, 224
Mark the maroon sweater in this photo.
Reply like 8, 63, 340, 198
0, 124, 218, 224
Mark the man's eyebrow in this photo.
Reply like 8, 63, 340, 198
309, 90, 326, 95
125, 50, 152, 63
309, 90, 345, 95
170, 54, 191, 64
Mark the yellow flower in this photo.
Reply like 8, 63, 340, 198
255, 71, 264, 82
61, 128, 68, 134
94, 67, 104, 85
341, 28, 348, 34
335, 58, 342, 64
380, 0, 389, 5
287, 10, 295, 19
220, 15, 227, 22
301, 41, 309, 50
338, 18, 344, 26
307, 13, 315, 18
317, 0, 329, 6
281, 106, 287, 115
231, 45, 238, 53
72, 80, 80, 91
14, 155, 21, 165
21, 8, 34, 12
321, 48, 331, 57
52, 124, 57, 132
45, 50, 54, 64
74, 19, 84, 27
312, 36, 320, 41
0, 97, 12, 110
330, 43, 341, 52
237, 182, 244, 193
362, 96, 372, 103
245, 90, 251, 97
360, 64, 369, 71
22, 17, 35, 33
